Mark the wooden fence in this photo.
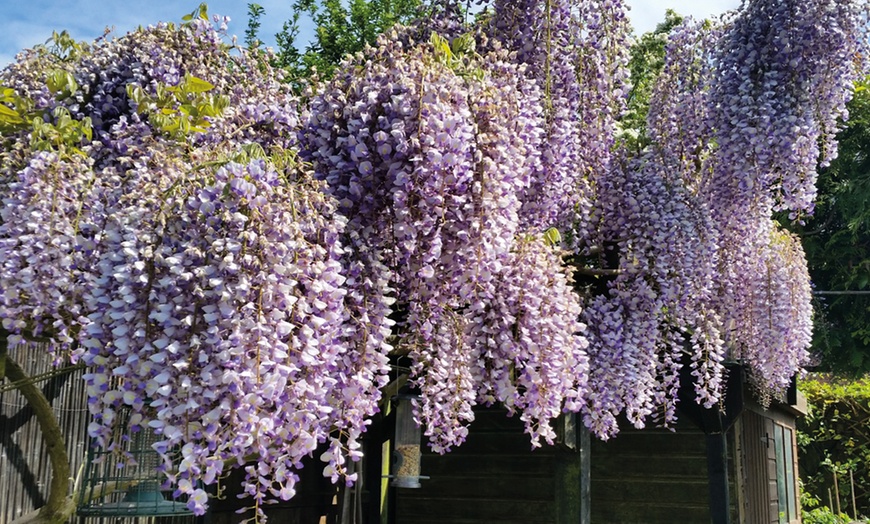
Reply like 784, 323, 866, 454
0, 342, 89, 524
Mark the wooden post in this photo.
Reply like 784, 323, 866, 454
362, 412, 387, 524
580, 425, 590, 524
850, 469, 857, 520
555, 415, 590, 524
834, 470, 841, 514
707, 432, 730, 524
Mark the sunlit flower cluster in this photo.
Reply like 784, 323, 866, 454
0, 17, 379, 517
300, 32, 589, 452
489, 0, 630, 237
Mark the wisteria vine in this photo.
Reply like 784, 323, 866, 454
0, 0, 866, 518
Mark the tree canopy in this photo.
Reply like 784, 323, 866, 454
791, 79, 870, 376
0, 0, 867, 519
251, 0, 423, 81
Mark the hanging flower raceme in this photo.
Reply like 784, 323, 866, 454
580, 151, 723, 438
0, 151, 95, 356
639, 1, 861, 402
0, 17, 383, 518
468, 234, 589, 447
710, 0, 869, 218
489, 0, 630, 238
301, 30, 589, 452
645, 18, 720, 191
715, 216, 813, 398
700, 0, 866, 398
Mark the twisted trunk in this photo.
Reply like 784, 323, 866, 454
2, 336, 75, 524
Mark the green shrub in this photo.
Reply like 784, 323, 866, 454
803, 507, 852, 524
798, 375, 870, 520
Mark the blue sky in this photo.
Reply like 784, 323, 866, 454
0, 1, 740, 68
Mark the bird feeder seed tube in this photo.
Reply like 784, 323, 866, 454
392, 394, 423, 489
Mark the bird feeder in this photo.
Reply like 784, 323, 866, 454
77, 414, 193, 518
391, 394, 426, 488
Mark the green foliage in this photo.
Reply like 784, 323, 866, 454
181, 3, 210, 23
1, 73, 90, 156
271, 0, 421, 82
45, 70, 78, 100
126, 74, 229, 138
792, 78, 870, 375
801, 486, 859, 523
798, 376, 870, 520
29, 107, 92, 156
42, 30, 88, 62
0, 32, 90, 137
245, 3, 266, 49
428, 32, 482, 80
0, 87, 32, 131
802, 507, 853, 524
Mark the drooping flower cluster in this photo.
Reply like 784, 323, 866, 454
0, 17, 387, 517
645, 19, 721, 190
581, 153, 723, 437
705, 0, 866, 392
711, 0, 869, 216
300, 32, 589, 451
621, 0, 865, 402
490, 0, 631, 236
577, 19, 727, 438
573, 0, 866, 435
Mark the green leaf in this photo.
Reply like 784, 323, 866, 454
544, 227, 562, 246
451, 33, 475, 57
242, 143, 267, 160
183, 3, 209, 22
81, 117, 92, 141
0, 104, 24, 125
213, 95, 229, 112
184, 76, 215, 93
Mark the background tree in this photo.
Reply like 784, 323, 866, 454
791, 80, 870, 376
618, 8, 683, 151
255, 0, 422, 81
798, 376, 870, 520
245, 3, 267, 49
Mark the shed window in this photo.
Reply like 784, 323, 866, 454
774, 424, 798, 524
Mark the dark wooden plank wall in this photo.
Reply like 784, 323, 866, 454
207, 453, 341, 524
0, 342, 89, 524
590, 417, 739, 524
395, 408, 559, 524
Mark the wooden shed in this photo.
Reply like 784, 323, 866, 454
1, 348, 805, 524
382, 363, 806, 524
